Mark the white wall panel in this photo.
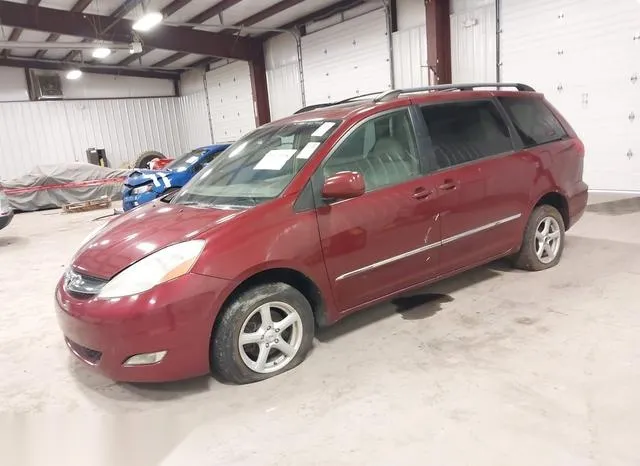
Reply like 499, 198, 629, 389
501, 0, 640, 192
396, 0, 425, 30
0, 67, 29, 102
265, 33, 302, 120
61, 74, 175, 99
301, 9, 392, 105
0, 98, 186, 180
206, 61, 256, 143
392, 25, 429, 88
178, 69, 213, 149
451, 2, 496, 83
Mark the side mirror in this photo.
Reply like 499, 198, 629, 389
321, 171, 365, 201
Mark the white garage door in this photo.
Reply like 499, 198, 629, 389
500, 0, 640, 192
206, 61, 256, 143
301, 9, 392, 106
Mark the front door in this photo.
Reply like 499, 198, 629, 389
418, 99, 532, 274
314, 109, 444, 312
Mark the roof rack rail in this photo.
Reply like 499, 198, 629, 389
294, 91, 386, 114
373, 82, 535, 102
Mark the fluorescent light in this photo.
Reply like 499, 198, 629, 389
66, 69, 82, 80
132, 12, 163, 32
92, 47, 111, 59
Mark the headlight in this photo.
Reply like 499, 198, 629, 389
98, 240, 205, 299
131, 184, 153, 195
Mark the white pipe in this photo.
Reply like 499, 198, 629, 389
0, 41, 132, 50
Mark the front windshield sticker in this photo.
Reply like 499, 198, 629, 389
295, 142, 321, 160
311, 122, 336, 137
253, 149, 298, 170
185, 155, 199, 164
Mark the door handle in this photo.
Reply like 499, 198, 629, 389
439, 179, 458, 191
412, 188, 433, 200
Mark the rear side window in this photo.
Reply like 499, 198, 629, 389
420, 101, 513, 170
499, 97, 567, 147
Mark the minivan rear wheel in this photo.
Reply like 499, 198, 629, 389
513, 205, 565, 271
211, 282, 315, 384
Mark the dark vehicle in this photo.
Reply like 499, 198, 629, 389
0, 190, 13, 230
56, 83, 587, 384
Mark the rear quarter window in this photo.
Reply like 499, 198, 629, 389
499, 96, 568, 147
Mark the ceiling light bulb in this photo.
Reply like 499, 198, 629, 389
66, 69, 82, 80
132, 12, 163, 32
92, 47, 111, 59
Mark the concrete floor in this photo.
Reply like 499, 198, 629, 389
1, 195, 639, 466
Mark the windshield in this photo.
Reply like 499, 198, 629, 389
165, 149, 207, 172
172, 120, 340, 208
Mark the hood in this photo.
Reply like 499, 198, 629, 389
125, 169, 179, 188
72, 202, 242, 279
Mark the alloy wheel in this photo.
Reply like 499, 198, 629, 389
535, 216, 562, 264
238, 301, 304, 374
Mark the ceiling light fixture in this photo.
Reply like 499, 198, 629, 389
92, 47, 111, 59
66, 69, 83, 80
132, 12, 163, 32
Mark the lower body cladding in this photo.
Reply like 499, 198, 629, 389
55, 272, 231, 382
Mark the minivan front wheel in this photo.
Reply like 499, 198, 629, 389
211, 283, 315, 384
513, 205, 565, 271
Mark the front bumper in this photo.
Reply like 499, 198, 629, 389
122, 189, 159, 211
55, 272, 231, 382
0, 210, 13, 230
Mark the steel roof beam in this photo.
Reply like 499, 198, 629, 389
0, 57, 180, 80
118, 0, 243, 66
0, 0, 260, 61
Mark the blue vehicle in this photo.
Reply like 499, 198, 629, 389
122, 144, 230, 211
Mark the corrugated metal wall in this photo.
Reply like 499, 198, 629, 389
450, 0, 497, 83
178, 70, 213, 149
265, 33, 303, 120
0, 98, 187, 180
392, 25, 429, 88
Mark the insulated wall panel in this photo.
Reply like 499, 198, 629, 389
0, 98, 186, 180
301, 9, 392, 105
500, 0, 640, 191
206, 61, 256, 143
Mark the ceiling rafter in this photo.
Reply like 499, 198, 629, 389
118, 0, 243, 67
1, 0, 42, 57
0, 0, 261, 61
33, 0, 94, 59
62, 0, 144, 62
185, 0, 364, 69
156, 0, 306, 68
0, 57, 180, 80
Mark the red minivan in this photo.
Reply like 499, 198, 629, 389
55, 83, 588, 384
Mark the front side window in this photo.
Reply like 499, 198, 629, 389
172, 120, 339, 208
420, 100, 513, 169
323, 109, 420, 192
499, 96, 568, 147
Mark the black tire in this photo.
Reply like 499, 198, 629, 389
134, 150, 165, 169
512, 205, 565, 271
211, 282, 315, 384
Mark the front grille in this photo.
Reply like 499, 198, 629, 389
65, 338, 102, 365
64, 268, 107, 298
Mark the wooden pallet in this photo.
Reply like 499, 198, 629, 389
62, 196, 111, 213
